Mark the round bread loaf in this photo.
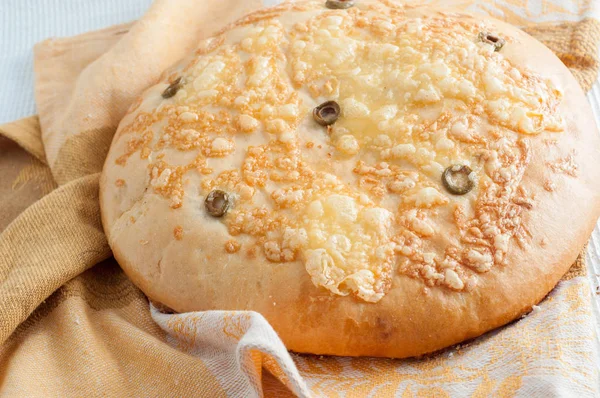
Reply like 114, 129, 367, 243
100, 0, 600, 358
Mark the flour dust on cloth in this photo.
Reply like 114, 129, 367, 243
0, 0, 599, 396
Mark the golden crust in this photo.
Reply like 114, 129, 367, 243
100, 1, 600, 357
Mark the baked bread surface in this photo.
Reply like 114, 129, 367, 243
100, 0, 600, 357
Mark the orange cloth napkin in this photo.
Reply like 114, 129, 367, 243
0, 0, 599, 396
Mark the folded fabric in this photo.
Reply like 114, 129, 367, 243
0, 0, 599, 396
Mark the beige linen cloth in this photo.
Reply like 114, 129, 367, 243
1, 0, 599, 396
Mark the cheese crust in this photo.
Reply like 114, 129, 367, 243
100, 0, 600, 357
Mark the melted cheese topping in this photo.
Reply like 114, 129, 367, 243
302, 194, 395, 301
111, 1, 566, 302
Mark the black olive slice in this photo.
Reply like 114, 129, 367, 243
205, 190, 230, 217
162, 77, 182, 99
442, 165, 475, 195
478, 32, 505, 52
313, 101, 341, 126
325, 0, 355, 9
